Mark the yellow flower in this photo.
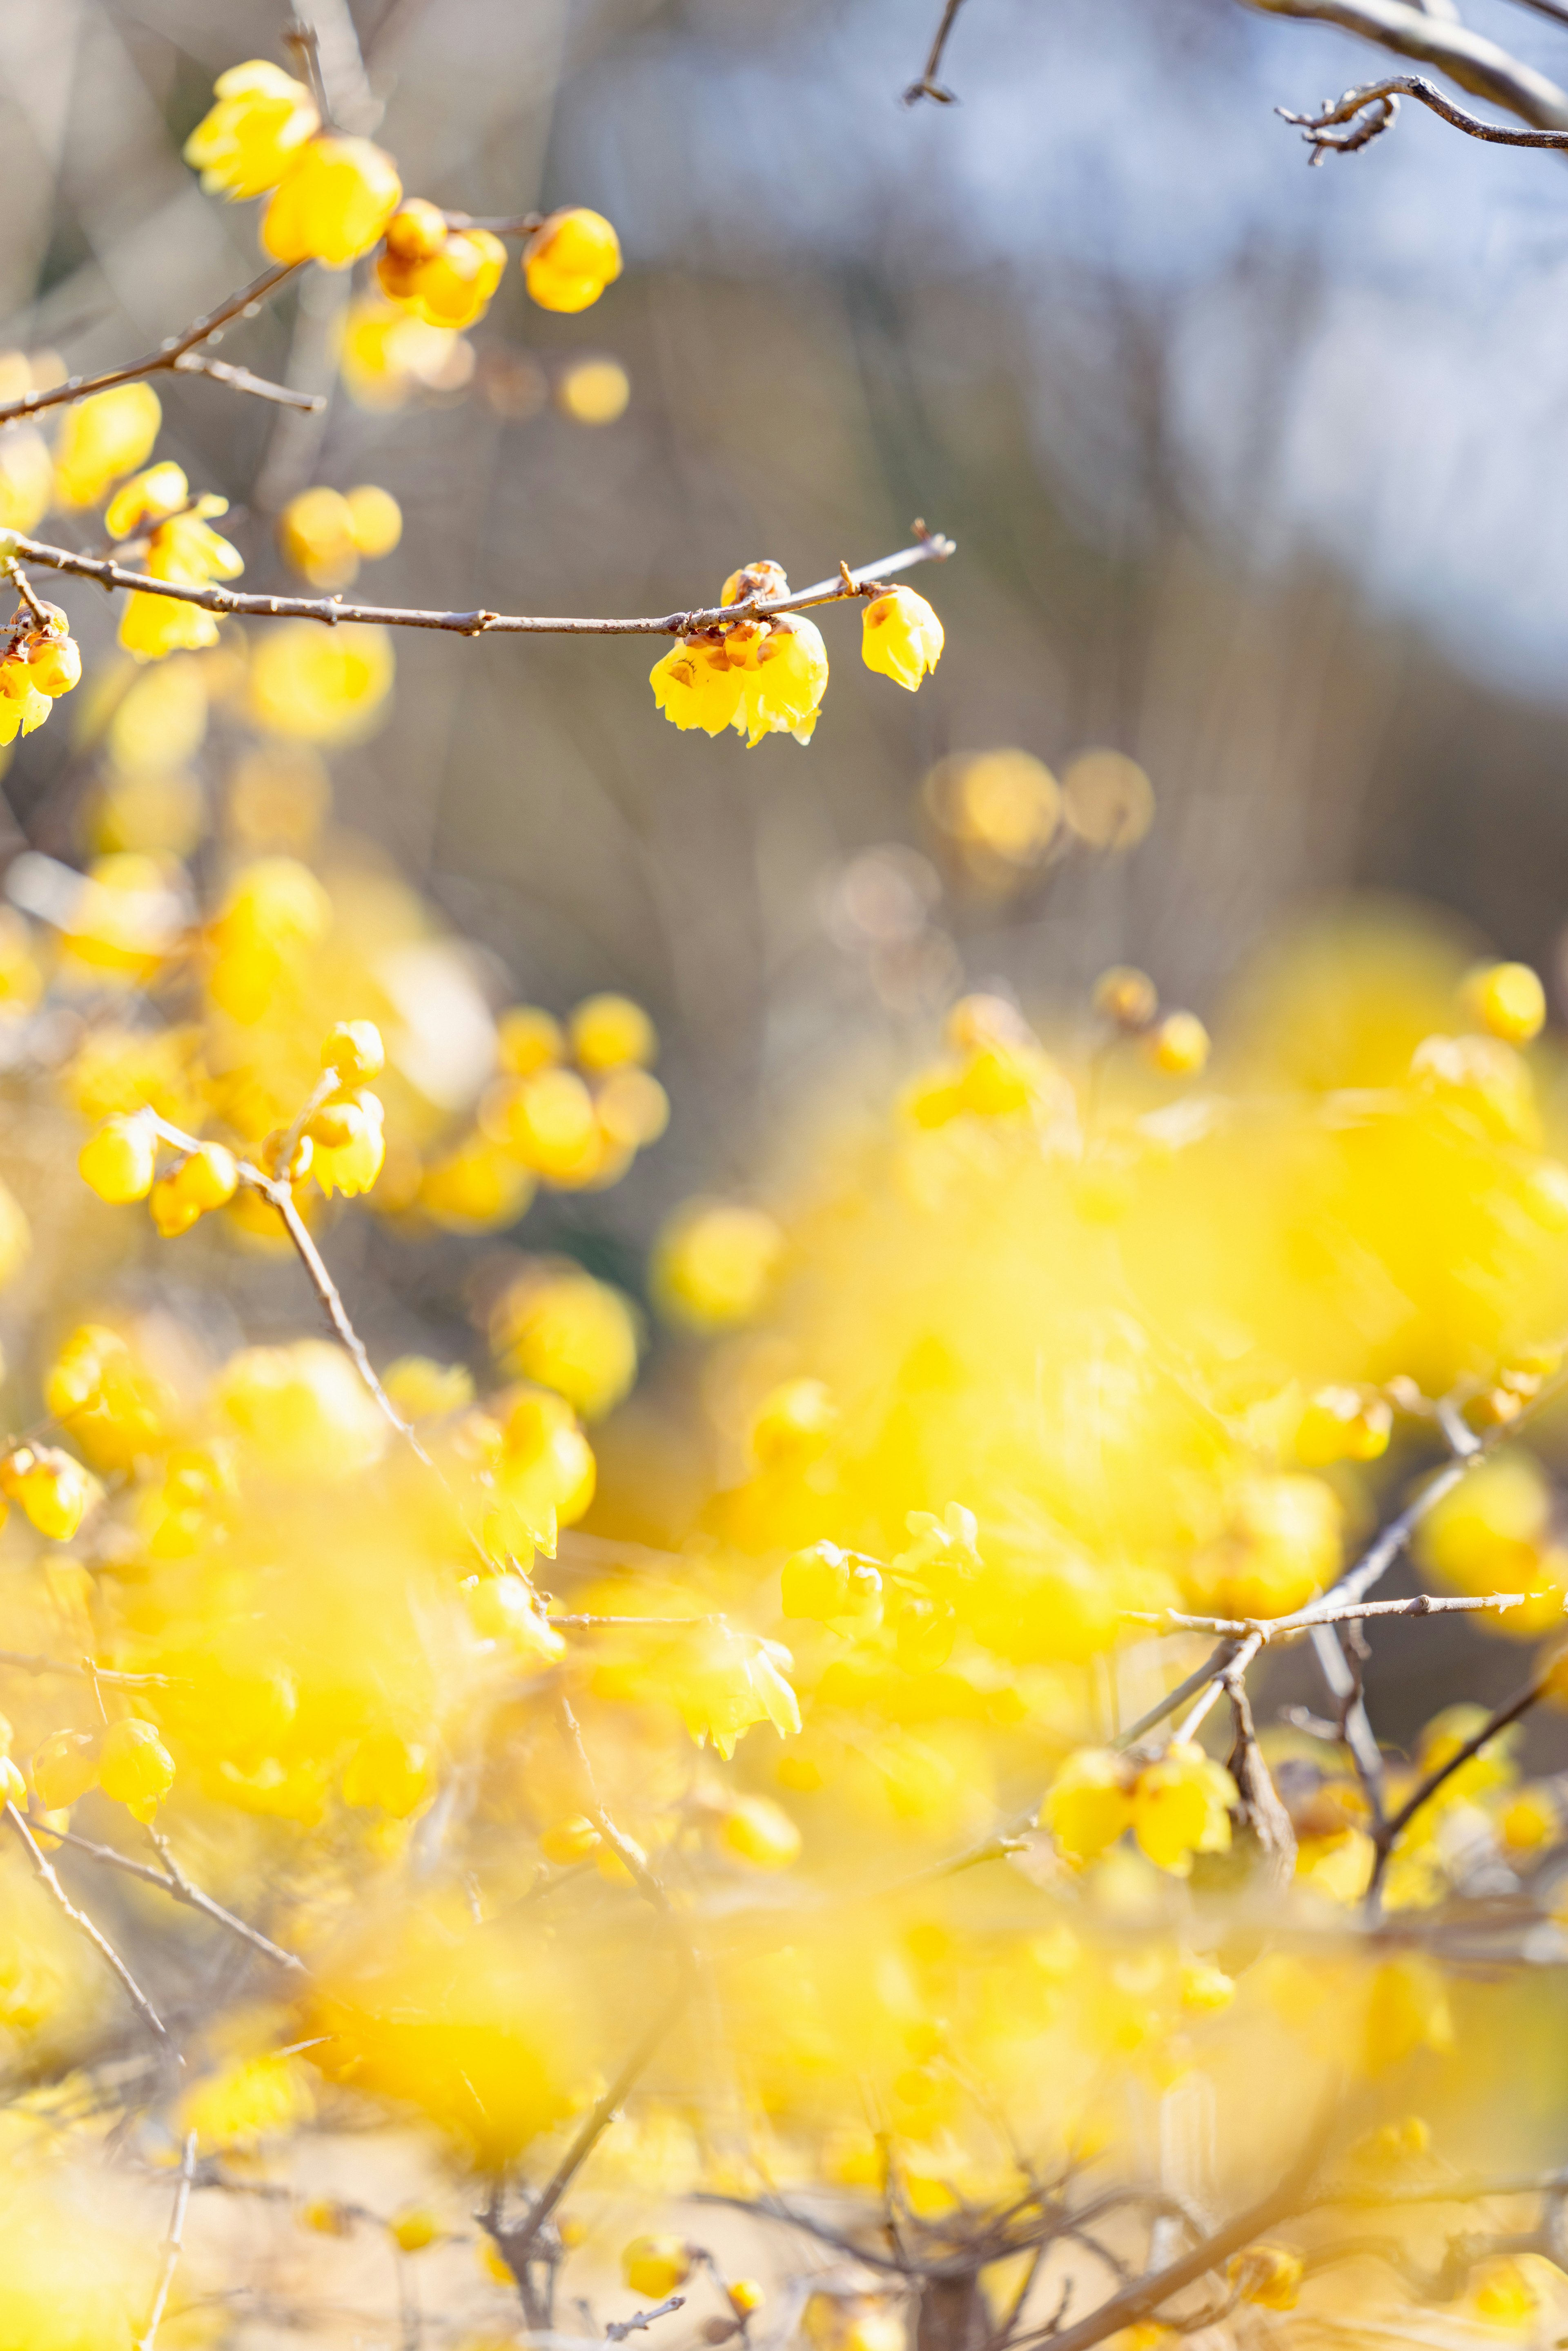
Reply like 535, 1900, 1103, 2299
149, 1140, 239, 1237
30, 1728, 100, 1809
666, 1625, 801, 1758
1131, 1743, 1236, 1876
720, 1794, 802, 1869
79, 1113, 157, 1203
734, 616, 829, 747
1462, 960, 1546, 1045
464, 1573, 567, 1664
263, 135, 403, 268
1041, 1747, 1135, 1864
524, 208, 623, 312
309, 1091, 385, 1198
51, 381, 162, 508
650, 636, 745, 736
0, 664, 51, 745
622, 2237, 693, 2300
860, 586, 943, 690
183, 60, 319, 200
1144, 1012, 1209, 1076
343, 1729, 434, 1817
338, 294, 467, 411
490, 1265, 640, 1420
379, 228, 507, 330
278, 483, 404, 586
569, 993, 657, 1072
104, 460, 190, 540
182, 2052, 314, 2150
0, 428, 52, 533
1, 1444, 96, 1540
249, 621, 394, 741
557, 359, 630, 425
1228, 2247, 1303, 2312
652, 1199, 784, 1328
97, 1718, 175, 1824
119, 496, 243, 661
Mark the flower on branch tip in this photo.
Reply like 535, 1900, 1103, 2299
80, 1112, 157, 1203
52, 382, 162, 509
523, 208, 622, 313
183, 60, 320, 201
149, 1140, 239, 1237
861, 585, 944, 691
263, 134, 403, 269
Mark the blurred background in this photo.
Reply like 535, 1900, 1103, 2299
6, 0, 1568, 1689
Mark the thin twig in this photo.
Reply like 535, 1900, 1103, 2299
1244, 0, 1568, 133
905, 0, 969, 102
171, 353, 325, 412
4, 1798, 177, 2053
606, 2296, 686, 2341
0, 263, 304, 427
135, 2131, 198, 2351
1368, 1667, 1552, 1896
1118, 1589, 1554, 1640
0, 1647, 185, 1688
1, 529, 955, 642
1279, 71, 1568, 157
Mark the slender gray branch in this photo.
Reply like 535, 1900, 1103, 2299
1242, 0, 1568, 131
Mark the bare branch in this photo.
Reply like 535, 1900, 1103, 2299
2, 528, 956, 642
135, 2132, 197, 2351
1242, 0, 1568, 132
1368, 1667, 1552, 1896
0, 1647, 185, 1689
1121, 1589, 1555, 1639
170, 353, 326, 412
606, 2296, 686, 2341
906, 0, 970, 103
0, 263, 304, 428
1279, 72, 1568, 158
4, 1798, 177, 2054
36, 1819, 307, 1974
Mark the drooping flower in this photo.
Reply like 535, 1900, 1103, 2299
263, 135, 402, 268
860, 585, 943, 690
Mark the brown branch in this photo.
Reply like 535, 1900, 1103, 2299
1121, 1589, 1555, 1639
34, 1819, 305, 1973
906, 0, 971, 103
1006, 2098, 1337, 2351
4, 1798, 177, 2054
0, 263, 304, 428
1368, 1667, 1552, 1896
135, 2131, 197, 2351
1242, 0, 1568, 131
1226, 1675, 1296, 1887
3, 528, 955, 641
1279, 72, 1568, 158
606, 2296, 686, 2342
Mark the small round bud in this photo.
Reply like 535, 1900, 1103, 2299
390, 2207, 439, 2254
383, 198, 448, 264
80, 1113, 156, 1203
728, 2282, 766, 2320
1092, 965, 1157, 1030
322, 1019, 385, 1085
1144, 1010, 1209, 1076
1462, 960, 1547, 1046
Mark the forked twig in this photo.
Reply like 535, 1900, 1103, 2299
906, 0, 970, 103
1280, 74, 1568, 161
4, 1798, 177, 2054
36, 1818, 306, 1974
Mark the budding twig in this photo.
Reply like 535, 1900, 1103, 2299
4, 1797, 177, 2054
134, 2130, 198, 2351
1279, 74, 1568, 161
1, 529, 956, 642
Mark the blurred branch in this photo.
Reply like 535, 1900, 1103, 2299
906, 0, 970, 103
1367, 1665, 1555, 1898
0, 1647, 185, 1689
4, 528, 956, 641
1279, 72, 1568, 156
606, 2297, 686, 2341
134, 2131, 197, 2351
4, 1797, 176, 2055
36, 1819, 305, 1973
0, 264, 310, 428
1120, 1589, 1558, 1638
1241, 0, 1568, 131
